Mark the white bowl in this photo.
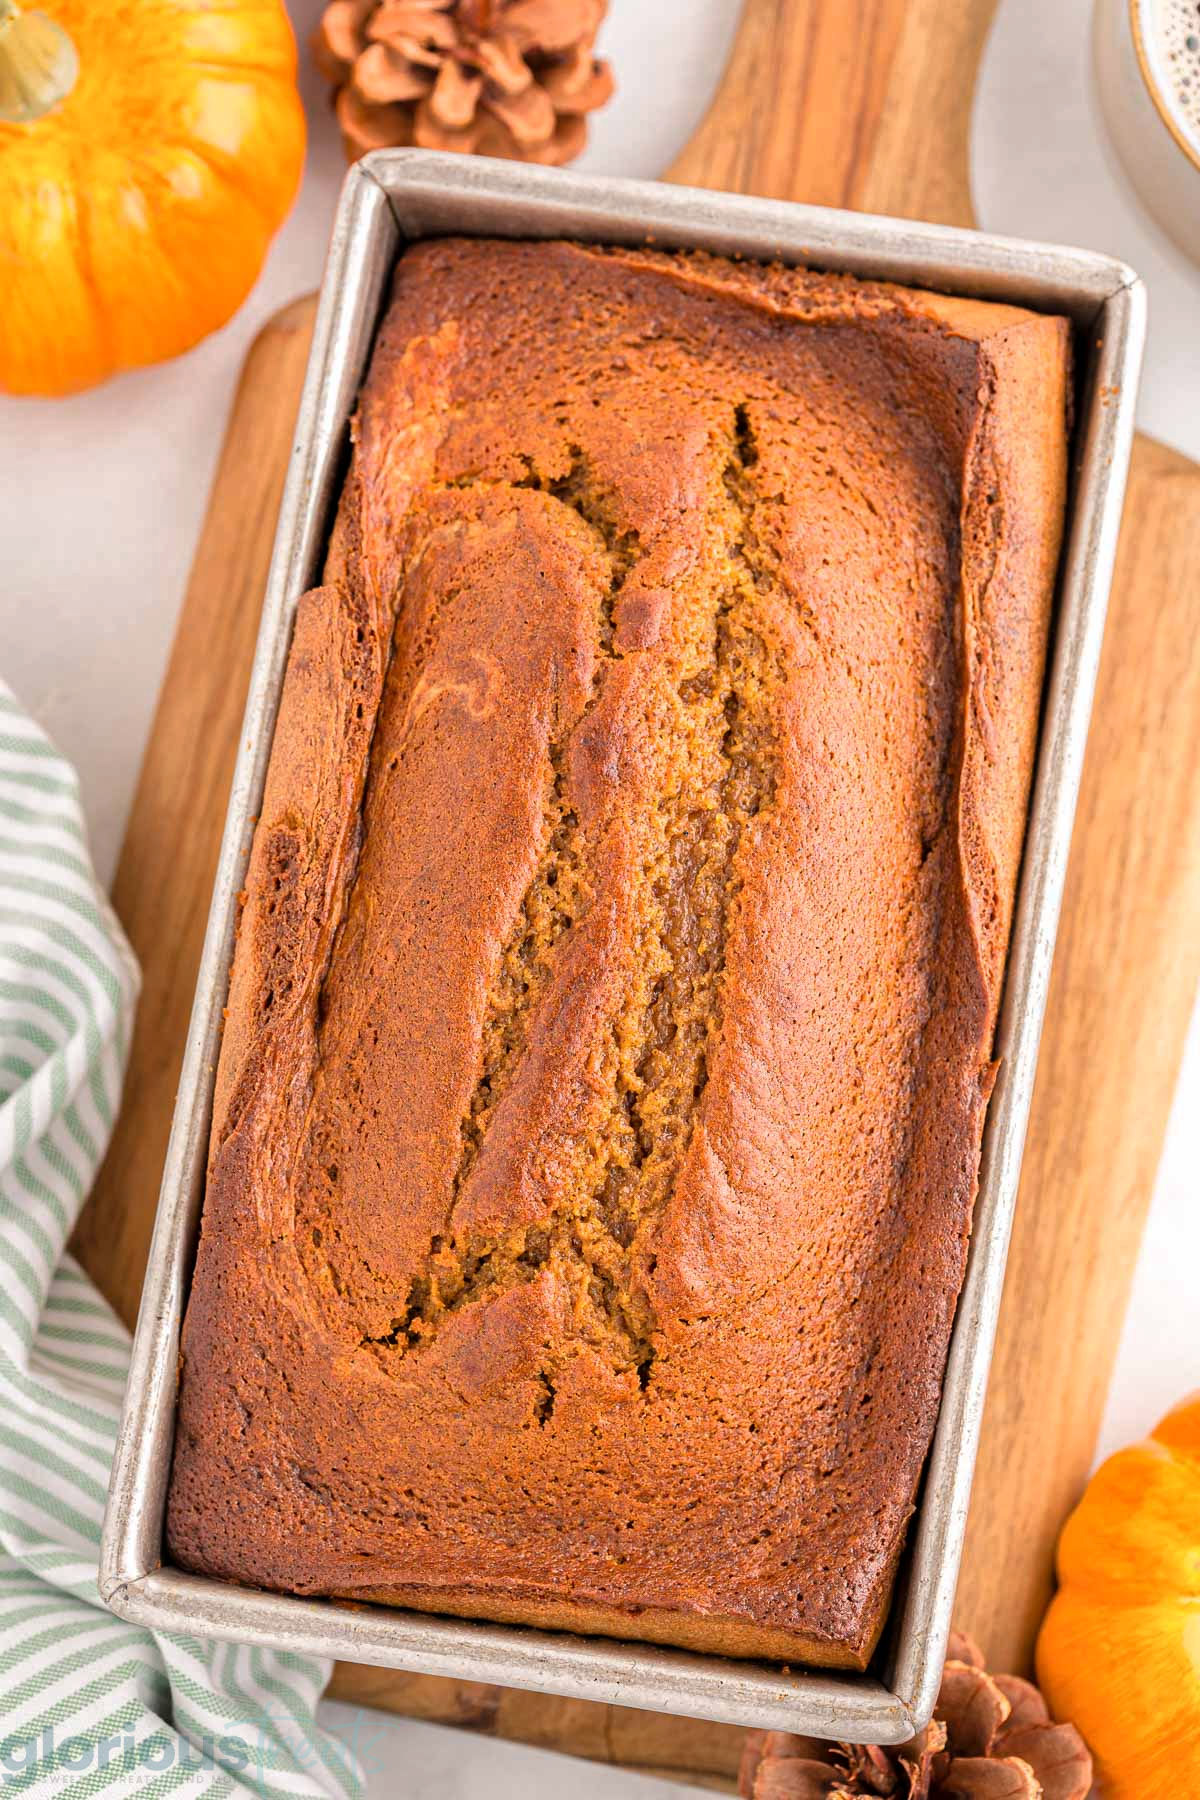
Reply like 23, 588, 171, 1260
1094, 0, 1200, 266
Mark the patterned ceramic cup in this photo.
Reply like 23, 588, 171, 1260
1094, 0, 1200, 264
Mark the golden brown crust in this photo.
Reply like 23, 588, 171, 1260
338, 1585, 867, 1666
167, 241, 1069, 1669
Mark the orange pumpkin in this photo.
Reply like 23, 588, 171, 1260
0, 0, 305, 395
1037, 1392, 1200, 1796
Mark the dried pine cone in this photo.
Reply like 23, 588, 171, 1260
312, 0, 613, 164
740, 1634, 1093, 1800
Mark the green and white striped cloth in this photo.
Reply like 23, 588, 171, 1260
0, 682, 363, 1799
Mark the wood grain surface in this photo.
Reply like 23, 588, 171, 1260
73, 0, 1200, 1785
956, 435, 1200, 1660
70, 297, 320, 1325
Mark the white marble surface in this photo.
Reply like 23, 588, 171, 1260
318, 1703, 702, 1800
2, 0, 1196, 1791
974, 0, 1200, 462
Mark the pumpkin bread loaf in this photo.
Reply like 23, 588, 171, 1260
166, 240, 1070, 1668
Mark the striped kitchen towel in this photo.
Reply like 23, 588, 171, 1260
0, 683, 363, 1799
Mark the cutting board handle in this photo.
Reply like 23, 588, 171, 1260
667, 0, 997, 226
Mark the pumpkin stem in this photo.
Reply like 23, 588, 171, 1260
0, 0, 78, 123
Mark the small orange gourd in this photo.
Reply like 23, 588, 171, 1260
0, 0, 305, 395
1037, 1392, 1200, 1796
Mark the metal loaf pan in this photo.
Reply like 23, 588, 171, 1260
100, 151, 1145, 1745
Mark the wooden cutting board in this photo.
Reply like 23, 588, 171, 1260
72, 0, 1200, 1789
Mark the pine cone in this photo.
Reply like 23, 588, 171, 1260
312, 0, 613, 165
739, 1634, 1093, 1800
